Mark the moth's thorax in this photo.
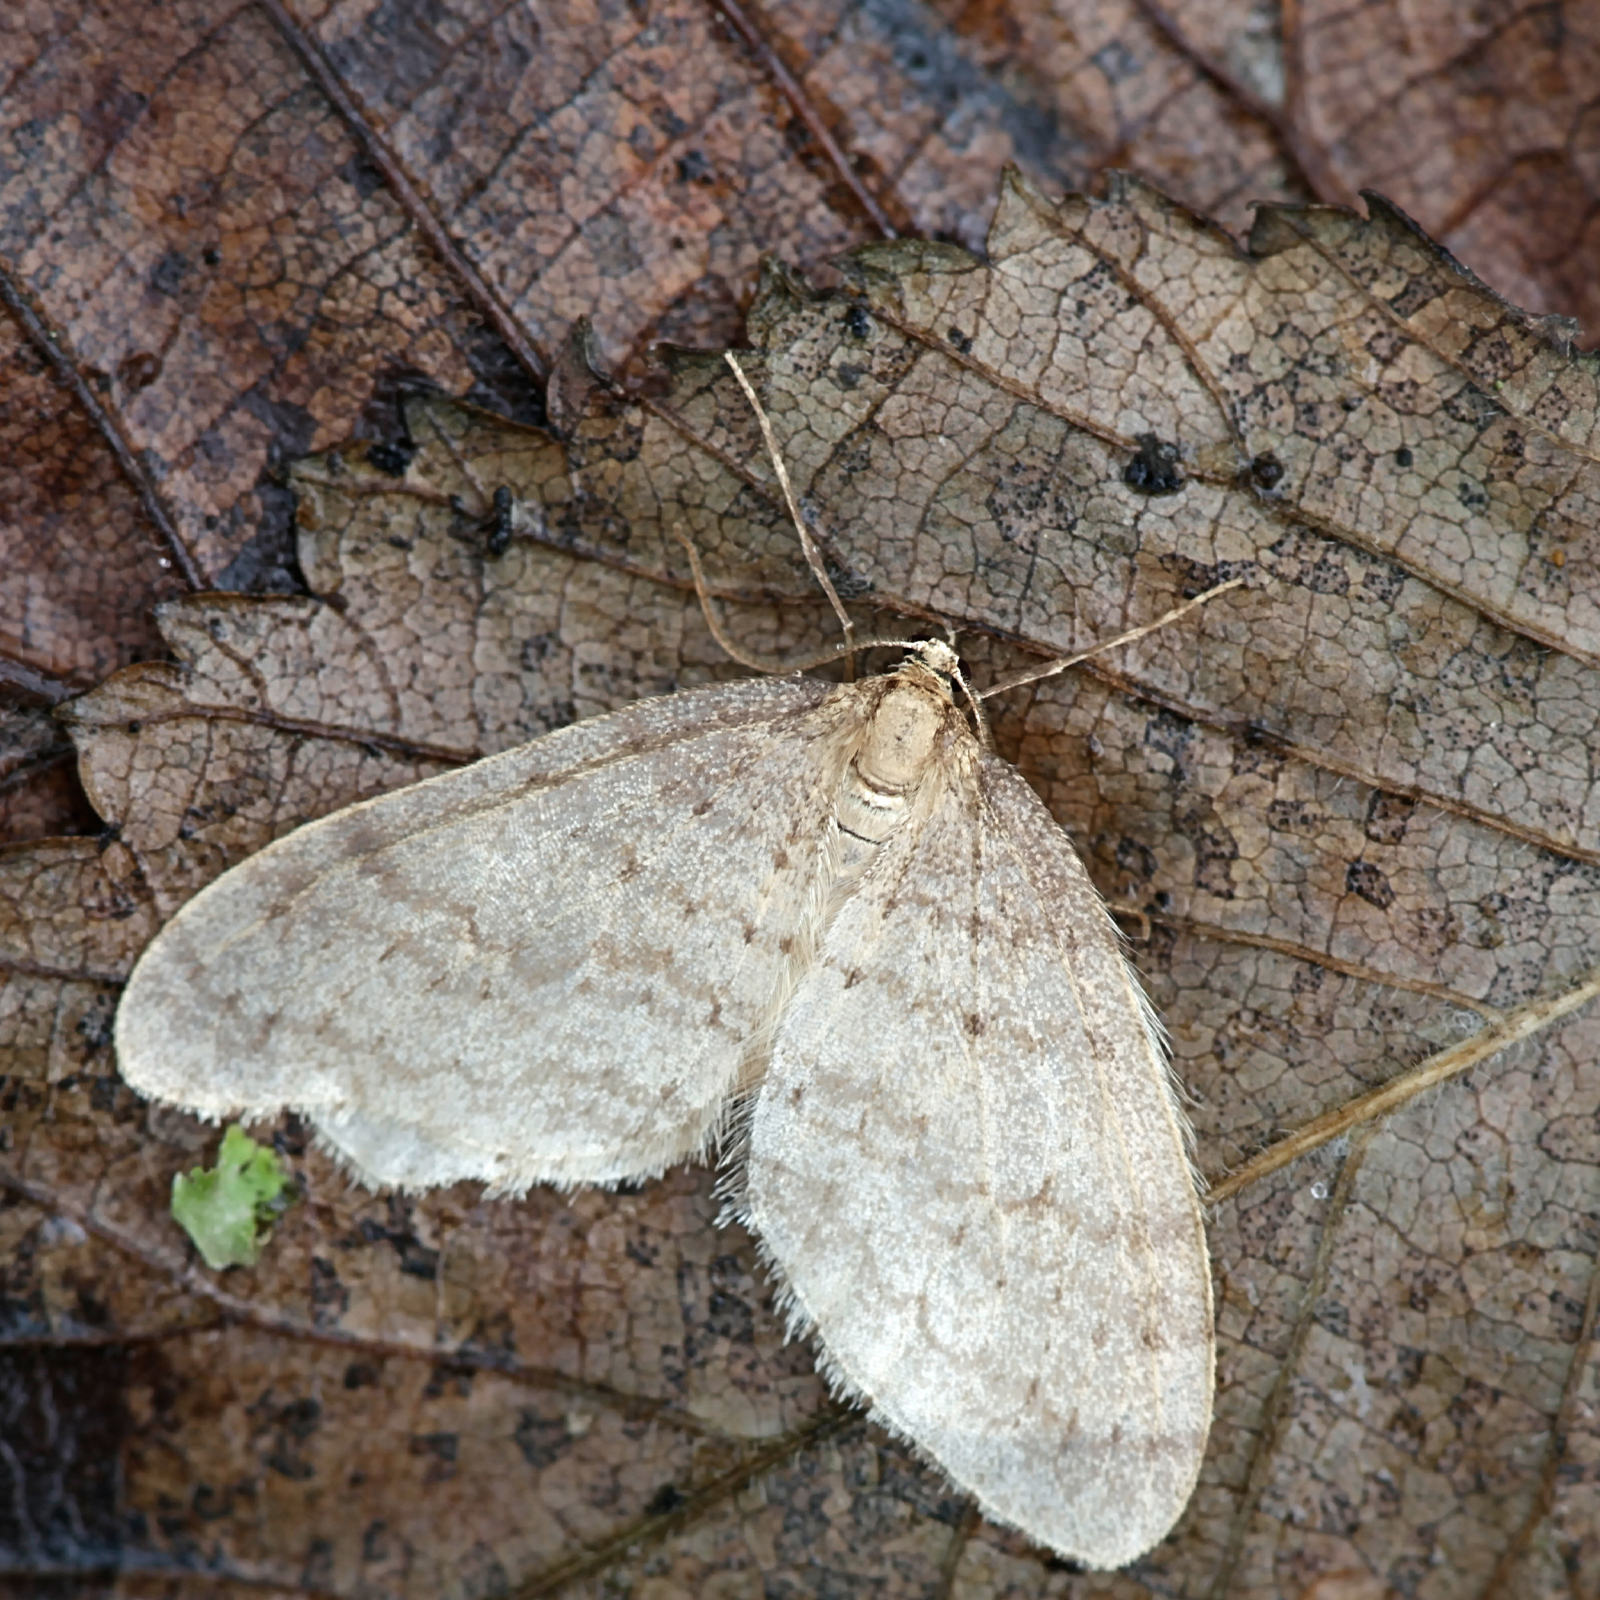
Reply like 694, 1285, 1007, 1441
835, 669, 961, 853
854, 677, 948, 794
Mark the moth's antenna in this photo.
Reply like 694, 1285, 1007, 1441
976, 578, 1245, 700
724, 352, 858, 679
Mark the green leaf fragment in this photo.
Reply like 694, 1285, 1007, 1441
170, 1124, 293, 1269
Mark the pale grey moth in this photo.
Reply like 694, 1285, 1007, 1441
115, 363, 1218, 1570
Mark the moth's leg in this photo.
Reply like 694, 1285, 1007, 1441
675, 526, 937, 683
1106, 900, 1152, 942
675, 527, 792, 675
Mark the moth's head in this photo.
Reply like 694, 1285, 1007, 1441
893, 638, 993, 749
899, 639, 961, 696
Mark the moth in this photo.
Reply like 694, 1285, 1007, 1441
115, 357, 1219, 1570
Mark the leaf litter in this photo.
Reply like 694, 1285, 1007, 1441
3, 172, 1600, 1597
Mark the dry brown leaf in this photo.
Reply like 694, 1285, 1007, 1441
4, 167, 1599, 1598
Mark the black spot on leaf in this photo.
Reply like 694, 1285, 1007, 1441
1249, 452, 1284, 490
149, 250, 189, 297
485, 485, 514, 558
514, 1410, 568, 1471
1123, 434, 1184, 495
366, 439, 417, 477
1365, 791, 1417, 845
1346, 860, 1396, 909
675, 149, 712, 184
1116, 837, 1157, 880
644, 1483, 686, 1516
339, 153, 386, 200
117, 350, 162, 391
1191, 829, 1238, 898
